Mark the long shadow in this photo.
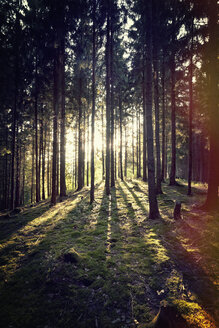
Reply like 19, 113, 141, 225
122, 180, 149, 215
0, 185, 104, 328
161, 225, 219, 326
0, 188, 92, 243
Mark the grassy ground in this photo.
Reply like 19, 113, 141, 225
0, 179, 218, 328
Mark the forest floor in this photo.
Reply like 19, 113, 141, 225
0, 179, 218, 328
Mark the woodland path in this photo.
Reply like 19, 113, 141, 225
0, 180, 218, 328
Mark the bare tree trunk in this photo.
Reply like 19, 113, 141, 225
105, 2, 111, 195
161, 51, 166, 182
119, 94, 123, 180
169, 8, 177, 186
204, 0, 219, 213
78, 75, 83, 191
90, 0, 96, 203
142, 66, 147, 182
102, 106, 105, 179
153, 49, 162, 194
51, 49, 59, 205
15, 128, 20, 208
60, 33, 66, 197
110, 3, 115, 188
187, 18, 194, 195
145, 0, 160, 219
132, 113, 134, 176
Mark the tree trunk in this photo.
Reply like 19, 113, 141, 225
142, 66, 147, 182
119, 94, 123, 181
204, 0, 219, 210
60, 33, 66, 197
187, 18, 193, 195
153, 48, 162, 194
78, 75, 83, 191
105, 2, 111, 195
90, 0, 96, 204
161, 51, 166, 182
102, 106, 105, 179
145, 0, 160, 219
169, 7, 177, 186
15, 128, 20, 208
51, 48, 59, 205
110, 3, 115, 188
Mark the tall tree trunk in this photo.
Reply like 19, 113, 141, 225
102, 106, 105, 179
105, 2, 111, 195
169, 7, 177, 186
124, 116, 127, 178
47, 124, 50, 197
132, 113, 135, 176
142, 66, 147, 182
42, 123, 46, 200
90, 0, 96, 204
87, 114, 89, 186
35, 56, 40, 202
138, 108, 141, 177
110, 6, 115, 188
11, 15, 19, 210
119, 94, 123, 181
188, 18, 194, 195
15, 128, 20, 208
31, 130, 34, 203
153, 48, 162, 194
51, 49, 59, 205
78, 75, 83, 191
145, 0, 160, 219
60, 33, 66, 197
204, 1, 219, 210
161, 51, 166, 182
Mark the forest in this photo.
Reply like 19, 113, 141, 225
0, 0, 218, 327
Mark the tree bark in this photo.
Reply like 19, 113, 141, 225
187, 18, 193, 195
90, 0, 96, 204
145, 0, 160, 219
105, 1, 111, 195
60, 31, 66, 197
119, 94, 123, 181
204, 0, 219, 210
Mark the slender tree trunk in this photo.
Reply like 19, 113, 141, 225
188, 18, 194, 195
153, 49, 162, 193
90, 0, 96, 204
47, 124, 50, 197
142, 66, 147, 182
78, 75, 83, 191
119, 94, 123, 180
145, 0, 160, 219
139, 108, 141, 177
15, 128, 20, 208
102, 106, 105, 179
105, 3, 111, 195
35, 57, 40, 202
75, 125, 78, 189
161, 51, 166, 182
11, 16, 19, 210
39, 116, 43, 200
124, 116, 127, 178
169, 9, 177, 186
132, 113, 134, 176
51, 49, 59, 205
87, 114, 89, 186
31, 130, 34, 203
42, 123, 46, 200
110, 8, 115, 188
60, 33, 66, 197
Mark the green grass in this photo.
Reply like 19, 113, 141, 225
0, 179, 218, 328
